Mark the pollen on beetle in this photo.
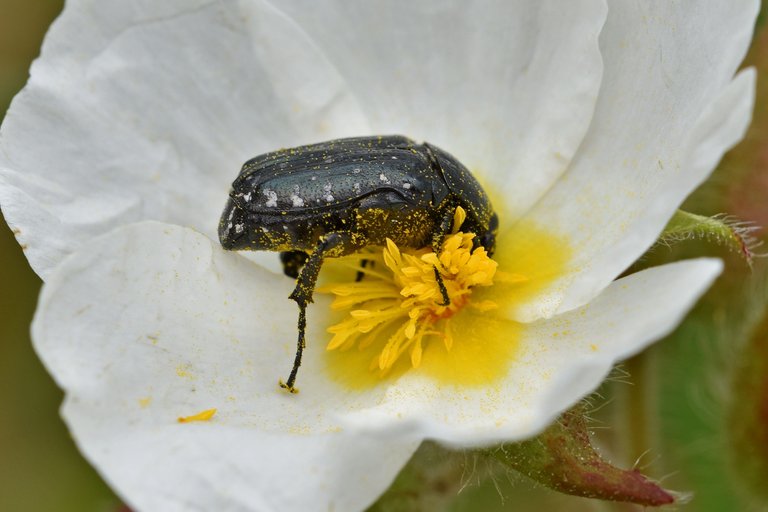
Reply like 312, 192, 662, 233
320, 207, 527, 378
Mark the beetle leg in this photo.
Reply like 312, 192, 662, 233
433, 266, 451, 306
471, 235, 482, 253
355, 258, 375, 282
429, 207, 457, 307
431, 208, 455, 254
279, 232, 350, 393
280, 250, 309, 279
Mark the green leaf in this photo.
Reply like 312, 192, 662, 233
489, 406, 678, 507
658, 210, 761, 264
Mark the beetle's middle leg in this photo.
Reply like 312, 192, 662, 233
279, 232, 351, 393
429, 207, 459, 307
280, 250, 309, 279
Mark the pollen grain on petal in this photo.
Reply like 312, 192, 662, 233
177, 408, 217, 423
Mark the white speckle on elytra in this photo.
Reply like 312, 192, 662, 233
391, 156, 398, 160
323, 183, 334, 202
235, 224, 244, 233
353, 182, 361, 194
403, 182, 412, 190
290, 185, 304, 207
379, 173, 390, 183
352, 168, 361, 174
228, 209, 235, 221
243, 192, 252, 202
263, 189, 278, 208
282, 225, 288, 231
311, 176, 317, 181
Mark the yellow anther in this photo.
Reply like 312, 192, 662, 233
322, 230, 504, 374
452, 206, 467, 234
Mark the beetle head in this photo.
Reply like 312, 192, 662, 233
219, 191, 250, 250
219, 190, 294, 252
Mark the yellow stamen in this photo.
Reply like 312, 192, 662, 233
451, 207, 467, 234
177, 408, 217, 423
322, 207, 505, 377
322, 213, 572, 389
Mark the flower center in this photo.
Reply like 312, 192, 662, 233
320, 207, 527, 378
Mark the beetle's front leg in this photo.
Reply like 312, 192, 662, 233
279, 232, 351, 393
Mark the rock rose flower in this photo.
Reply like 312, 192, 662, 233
0, 1, 758, 510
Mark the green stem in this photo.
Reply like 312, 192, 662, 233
367, 442, 468, 512
624, 353, 657, 467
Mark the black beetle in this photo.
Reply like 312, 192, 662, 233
219, 135, 498, 392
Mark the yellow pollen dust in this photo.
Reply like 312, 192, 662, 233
321, 207, 518, 378
177, 408, 217, 423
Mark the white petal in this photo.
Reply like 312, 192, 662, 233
34, 222, 418, 511
683, 68, 756, 187
275, 0, 606, 219
513, 1, 757, 320
341, 258, 722, 446
33, 221, 721, 507
0, 0, 368, 279
62, 403, 416, 512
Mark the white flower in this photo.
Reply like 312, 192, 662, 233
0, 1, 758, 511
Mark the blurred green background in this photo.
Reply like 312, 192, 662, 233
0, 2, 119, 511
0, 2, 766, 512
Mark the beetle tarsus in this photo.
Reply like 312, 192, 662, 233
433, 266, 451, 306
279, 305, 306, 393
